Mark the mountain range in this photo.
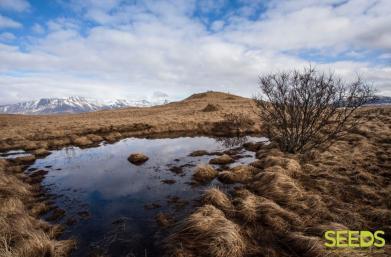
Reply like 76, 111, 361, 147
0, 95, 389, 115
0, 96, 169, 115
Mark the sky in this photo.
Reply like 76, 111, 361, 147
0, 0, 390, 104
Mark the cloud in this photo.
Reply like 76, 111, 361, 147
0, 0, 390, 105
0, 0, 30, 12
220, 0, 391, 52
31, 23, 45, 34
0, 14, 22, 29
0, 32, 15, 41
153, 91, 169, 99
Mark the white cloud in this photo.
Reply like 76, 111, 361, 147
0, 0, 390, 105
31, 23, 45, 34
153, 91, 169, 99
0, 14, 22, 29
0, 0, 30, 12
220, 0, 391, 52
0, 32, 15, 41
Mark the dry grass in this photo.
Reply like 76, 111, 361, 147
1, 92, 390, 257
166, 205, 245, 257
209, 154, 234, 165
166, 106, 391, 257
201, 188, 233, 213
0, 92, 260, 152
192, 164, 218, 183
0, 160, 75, 257
218, 165, 259, 184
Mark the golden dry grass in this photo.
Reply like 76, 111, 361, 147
167, 205, 246, 257
0, 92, 260, 152
0, 159, 75, 257
0, 92, 390, 257
192, 164, 218, 183
166, 106, 391, 257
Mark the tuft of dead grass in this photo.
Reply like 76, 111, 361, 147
167, 107, 391, 257
209, 154, 234, 165
250, 172, 304, 206
0, 159, 75, 257
218, 165, 259, 184
166, 205, 245, 257
201, 188, 233, 213
192, 164, 218, 183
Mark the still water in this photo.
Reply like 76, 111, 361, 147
29, 136, 266, 257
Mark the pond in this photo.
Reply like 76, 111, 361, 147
28, 135, 267, 257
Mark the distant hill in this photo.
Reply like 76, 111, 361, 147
0, 96, 169, 115
366, 96, 391, 106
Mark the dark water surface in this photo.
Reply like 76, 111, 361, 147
29, 136, 266, 257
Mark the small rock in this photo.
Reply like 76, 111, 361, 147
128, 153, 149, 165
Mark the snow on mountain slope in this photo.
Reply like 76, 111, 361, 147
0, 96, 168, 115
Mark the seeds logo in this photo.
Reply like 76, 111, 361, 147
324, 230, 385, 249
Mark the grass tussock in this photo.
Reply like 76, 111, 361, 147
209, 154, 234, 165
166, 205, 245, 257
0, 159, 75, 257
192, 164, 218, 183
167, 107, 391, 257
218, 165, 259, 184
201, 188, 233, 213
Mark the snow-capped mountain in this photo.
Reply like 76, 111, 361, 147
0, 96, 168, 115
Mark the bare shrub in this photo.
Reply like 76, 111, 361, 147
255, 67, 374, 153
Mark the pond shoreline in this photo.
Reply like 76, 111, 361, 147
1, 104, 389, 257
0, 133, 264, 257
